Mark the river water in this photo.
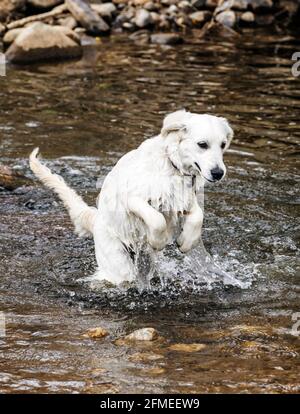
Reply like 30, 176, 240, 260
0, 29, 299, 393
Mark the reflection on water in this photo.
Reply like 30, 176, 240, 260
0, 30, 299, 393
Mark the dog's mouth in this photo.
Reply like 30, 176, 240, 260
194, 162, 202, 174
194, 162, 216, 183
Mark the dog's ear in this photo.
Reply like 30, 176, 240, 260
220, 118, 234, 150
161, 123, 187, 138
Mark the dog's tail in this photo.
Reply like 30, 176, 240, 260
29, 148, 97, 237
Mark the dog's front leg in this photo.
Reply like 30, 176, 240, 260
127, 196, 169, 251
177, 197, 203, 253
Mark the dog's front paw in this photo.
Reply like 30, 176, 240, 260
177, 234, 198, 253
148, 222, 169, 251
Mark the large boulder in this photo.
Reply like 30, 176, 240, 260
0, 0, 26, 22
5, 22, 82, 64
66, 0, 110, 35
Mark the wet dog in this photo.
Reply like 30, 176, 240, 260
29, 110, 233, 284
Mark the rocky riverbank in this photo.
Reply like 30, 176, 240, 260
0, 0, 299, 63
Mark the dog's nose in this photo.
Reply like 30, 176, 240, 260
211, 167, 224, 181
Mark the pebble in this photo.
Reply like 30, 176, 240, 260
125, 327, 158, 341
84, 327, 109, 339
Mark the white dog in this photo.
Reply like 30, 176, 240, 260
29, 110, 233, 285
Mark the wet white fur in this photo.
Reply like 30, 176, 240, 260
29, 110, 233, 284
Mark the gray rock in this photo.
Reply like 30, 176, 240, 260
135, 8, 153, 28
91, 3, 117, 18
189, 11, 212, 26
58, 15, 77, 29
215, 10, 236, 28
27, 0, 62, 8
167, 4, 178, 14
66, 0, 110, 35
5, 22, 82, 63
150, 33, 183, 45
240, 11, 255, 22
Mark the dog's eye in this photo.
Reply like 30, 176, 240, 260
198, 142, 208, 149
221, 142, 226, 150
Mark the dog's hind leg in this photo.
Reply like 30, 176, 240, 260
92, 217, 137, 284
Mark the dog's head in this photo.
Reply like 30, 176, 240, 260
161, 110, 233, 183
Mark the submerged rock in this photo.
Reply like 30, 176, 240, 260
199, 20, 239, 38
5, 22, 82, 63
125, 327, 158, 341
150, 33, 183, 45
66, 0, 110, 35
84, 327, 109, 339
169, 343, 207, 352
129, 352, 164, 362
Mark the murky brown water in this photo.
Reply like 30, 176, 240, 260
0, 29, 299, 393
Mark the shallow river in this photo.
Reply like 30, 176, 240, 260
0, 29, 299, 393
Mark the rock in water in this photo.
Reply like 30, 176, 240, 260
27, 0, 63, 9
150, 33, 183, 45
125, 327, 158, 341
169, 343, 206, 352
135, 8, 153, 28
66, 0, 110, 35
240, 11, 255, 23
91, 3, 117, 18
84, 327, 109, 339
215, 10, 236, 28
189, 11, 212, 27
5, 22, 82, 64
0, 165, 31, 190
